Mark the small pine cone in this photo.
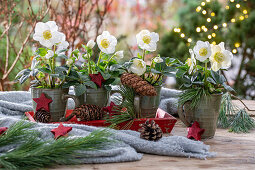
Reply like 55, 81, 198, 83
121, 73, 157, 96
34, 108, 51, 123
72, 104, 104, 121
138, 120, 163, 141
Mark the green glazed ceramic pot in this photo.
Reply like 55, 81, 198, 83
178, 93, 222, 139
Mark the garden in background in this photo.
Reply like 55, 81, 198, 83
0, 0, 255, 99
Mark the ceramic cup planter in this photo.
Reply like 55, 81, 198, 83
112, 86, 162, 118
134, 86, 162, 118
178, 93, 222, 139
76, 87, 110, 108
31, 87, 80, 122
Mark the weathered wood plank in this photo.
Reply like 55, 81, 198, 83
50, 120, 255, 170
232, 100, 255, 116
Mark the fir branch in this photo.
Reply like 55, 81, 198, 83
0, 121, 113, 170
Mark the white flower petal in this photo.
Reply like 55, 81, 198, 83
211, 44, 221, 53
51, 31, 65, 44
96, 35, 103, 44
197, 40, 205, 46
39, 39, 53, 48
150, 32, 159, 42
218, 42, 225, 50
57, 41, 69, 51
107, 46, 116, 54
34, 22, 49, 33
86, 40, 95, 49
46, 21, 58, 32
102, 31, 111, 37
211, 62, 221, 72
109, 35, 117, 46
33, 34, 42, 41
130, 59, 146, 75
45, 50, 54, 59
221, 50, 233, 69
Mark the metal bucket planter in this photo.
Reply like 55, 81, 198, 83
31, 87, 79, 122
76, 87, 110, 108
134, 86, 162, 118
178, 94, 222, 139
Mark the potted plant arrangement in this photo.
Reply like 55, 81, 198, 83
176, 40, 234, 138
16, 21, 80, 122
107, 30, 174, 123
68, 31, 124, 108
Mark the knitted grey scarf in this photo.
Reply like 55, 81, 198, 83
0, 89, 215, 163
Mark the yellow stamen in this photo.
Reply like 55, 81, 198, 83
43, 30, 52, 40
101, 39, 110, 48
142, 35, 151, 44
213, 52, 224, 63
199, 48, 208, 56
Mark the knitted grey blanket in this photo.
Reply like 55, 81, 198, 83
0, 89, 215, 164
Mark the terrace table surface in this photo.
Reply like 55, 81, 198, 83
50, 100, 255, 170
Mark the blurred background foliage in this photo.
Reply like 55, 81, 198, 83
0, 0, 255, 99
159, 0, 255, 99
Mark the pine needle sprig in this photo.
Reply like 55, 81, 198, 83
106, 86, 136, 127
0, 121, 34, 148
218, 92, 255, 133
228, 109, 255, 133
0, 121, 114, 170
178, 88, 208, 109
218, 93, 235, 128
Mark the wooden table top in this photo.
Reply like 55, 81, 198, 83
50, 119, 255, 170
232, 100, 255, 116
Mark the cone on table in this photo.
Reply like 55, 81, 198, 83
120, 73, 157, 96
64, 104, 104, 121
139, 120, 163, 141
34, 108, 51, 123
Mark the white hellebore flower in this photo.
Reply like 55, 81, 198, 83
87, 40, 96, 49
45, 50, 54, 59
210, 42, 233, 72
97, 31, 117, 54
186, 49, 196, 74
33, 21, 65, 48
136, 30, 159, 52
66, 58, 74, 66
114, 51, 124, 60
193, 41, 212, 62
153, 56, 163, 63
130, 58, 146, 76
57, 41, 69, 52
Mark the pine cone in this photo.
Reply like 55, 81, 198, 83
121, 73, 157, 96
71, 104, 104, 121
34, 108, 51, 123
139, 120, 163, 141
